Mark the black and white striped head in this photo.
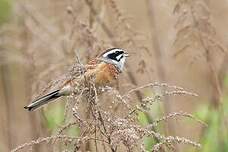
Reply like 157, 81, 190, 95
99, 48, 129, 72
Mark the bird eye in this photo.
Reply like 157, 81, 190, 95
116, 51, 123, 54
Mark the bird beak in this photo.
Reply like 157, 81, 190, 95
124, 52, 129, 57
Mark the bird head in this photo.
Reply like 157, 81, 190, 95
99, 48, 129, 72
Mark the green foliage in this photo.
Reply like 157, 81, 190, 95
194, 96, 228, 152
0, 0, 11, 24
67, 126, 80, 137
138, 111, 150, 126
138, 102, 162, 152
44, 103, 80, 136
44, 103, 65, 131
144, 136, 154, 151
224, 76, 228, 88
138, 111, 155, 151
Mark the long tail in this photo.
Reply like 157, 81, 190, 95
24, 90, 61, 111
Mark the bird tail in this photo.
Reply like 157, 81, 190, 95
24, 90, 61, 111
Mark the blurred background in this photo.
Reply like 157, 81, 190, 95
0, 0, 228, 151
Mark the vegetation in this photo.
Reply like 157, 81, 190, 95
0, 0, 228, 151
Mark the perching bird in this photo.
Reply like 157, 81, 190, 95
24, 48, 129, 111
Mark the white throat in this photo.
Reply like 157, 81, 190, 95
99, 56, 126, 72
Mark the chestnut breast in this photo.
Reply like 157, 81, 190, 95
85, 62, 119, 86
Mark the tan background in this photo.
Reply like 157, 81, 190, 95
0, 0, 228, 151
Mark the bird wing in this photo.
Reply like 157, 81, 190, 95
32, 63, 86, 99
32, 60, 100, 101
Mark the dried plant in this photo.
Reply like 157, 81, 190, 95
172, 1, 228, 151
173, 0, 228, 107
0, 0, 207, 151
11, 78, 204, 151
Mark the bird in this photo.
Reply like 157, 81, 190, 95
24, 48, 129, 111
